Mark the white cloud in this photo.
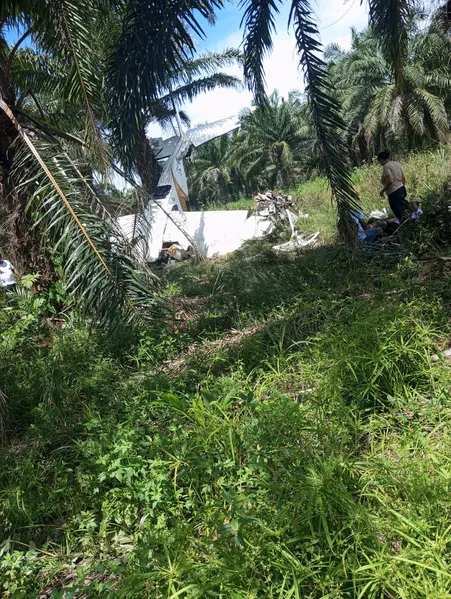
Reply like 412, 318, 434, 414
148, 0, 369, 137
317, 0, 369, 45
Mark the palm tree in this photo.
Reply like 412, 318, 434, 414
410, 17, 451, 119
327, 21, 451, 158
1, 2, 107, 267
227, 91, 315, 190
187, 133, 242, 206
326, 28, 387, 162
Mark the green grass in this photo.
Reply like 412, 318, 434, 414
291, 147, 450, 240
200, 196, 254, 211
204, 147, 451, 244
1, 149, 451, 597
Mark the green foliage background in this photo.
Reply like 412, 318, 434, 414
2, 148, 451, 596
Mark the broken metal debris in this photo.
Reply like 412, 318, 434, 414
273, 231, 320, 252
253, 191, 304, 220
155, 242, 195, 269
252, 191, 319, 252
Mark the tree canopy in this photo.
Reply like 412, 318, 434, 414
189, 10, 450, 206
1, 0, 450, 324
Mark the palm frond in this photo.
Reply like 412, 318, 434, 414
412, 88, 448, 138
324, 42, 344, 62
367, 0, 413, 90
173, 48, 243, 81
1, 98, 160, 327
148, 101, 191, 131
10, 48, 66, 98
404, 63, 425, 88
244, 153, 270, 185
388, 93, 403, 132
35, 0, 111, 166
241, 0, 282, 104
423, 69, 451, 92
364, 84, 396, 138
412, 19, 451, 70
405, 91, 425, 136
159, 73, 242, 105
289, 0, 361, 228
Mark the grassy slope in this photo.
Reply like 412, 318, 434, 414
1, 150, 451, 597
206, 148, 450, 240
296, 148, 450, 240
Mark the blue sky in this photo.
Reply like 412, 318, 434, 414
4, 1, 370, 134
198, 1, 246, 47
149, 0, 369, 135
4, 27, 25, 45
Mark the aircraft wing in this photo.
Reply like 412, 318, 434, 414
186, 115, 240, 148
151, 114, 241, 161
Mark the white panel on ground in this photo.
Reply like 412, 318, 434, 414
118, 208, 274, 262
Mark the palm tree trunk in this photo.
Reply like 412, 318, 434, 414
0, 174, 54, 284
280, 165, 291, 189
0, 65, 14, 107
0, 67, 17, 170
135, 127, 160, 198
0, 79, 54, 284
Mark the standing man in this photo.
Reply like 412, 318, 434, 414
0, 252, 20, 292
377, 149, 408, 221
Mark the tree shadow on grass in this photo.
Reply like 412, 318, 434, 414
170, 241, 451, 408
168, 239, 411, 338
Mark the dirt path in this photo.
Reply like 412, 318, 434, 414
162, 323, 266, 376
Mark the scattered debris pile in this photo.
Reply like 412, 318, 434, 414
253, 190, 318, 252
253, 191, 300, 219
155, 242, 195, 269
273, 231, 320, 252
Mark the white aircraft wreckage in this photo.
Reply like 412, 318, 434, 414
117, 113, 318, 265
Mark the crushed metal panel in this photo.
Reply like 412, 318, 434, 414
152, 135, 180, 160
154, 137, 191, 212
180, 211, 269, 258
172, 171, 189, 211
118, 210, 273, 262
